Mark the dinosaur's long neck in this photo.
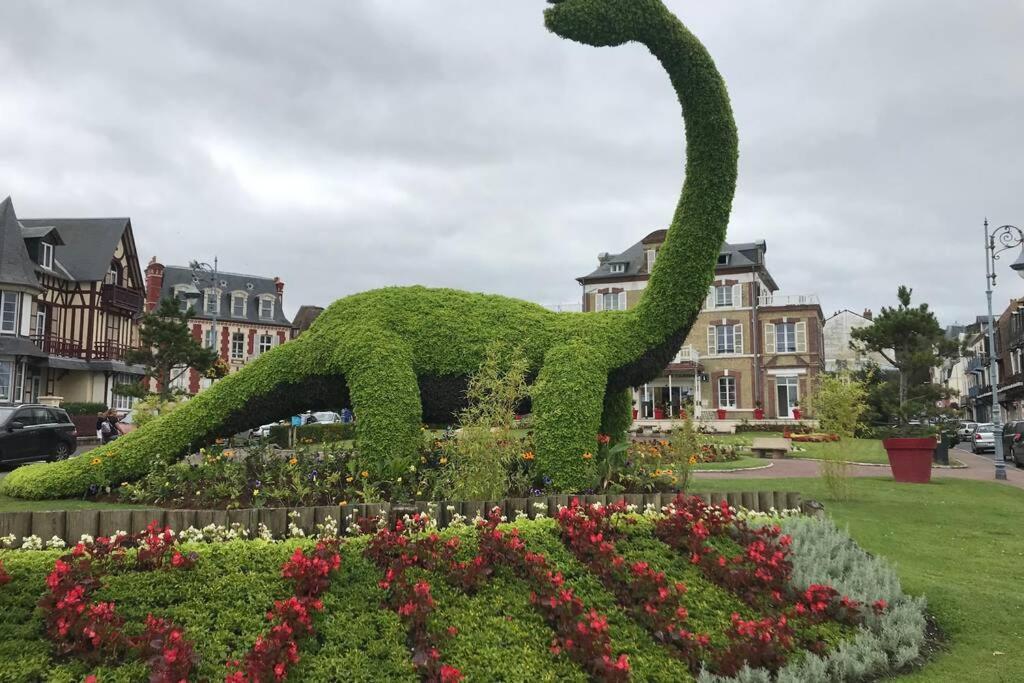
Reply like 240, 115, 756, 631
631, 14, 738, 346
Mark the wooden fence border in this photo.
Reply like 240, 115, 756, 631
0, 490, 803, 548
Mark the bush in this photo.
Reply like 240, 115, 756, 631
735, 423, 814, 435
807, 373, 867, 438
267, 423, 356, 448
60, 402, 107, 416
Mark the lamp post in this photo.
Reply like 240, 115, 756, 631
189, 257, 219, 358
982, 220, 1024, 481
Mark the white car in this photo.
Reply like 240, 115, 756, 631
254, 422, 283, 438
302, 411, 342, 424
957, 421, 978, 442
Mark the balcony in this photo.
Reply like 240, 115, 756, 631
33, 334, 139, 362
966, 356, 987, 374
101, 284, 143, 315
757, 293, 820, 308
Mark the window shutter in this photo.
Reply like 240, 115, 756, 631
595, 293, 603, 312
707, 326, 716, 355
732, 284, 742, 308
618, 291, 627, 311
705, 286, 715, 310
764, 323, 775, 354
734, 324, 744, 354
796, 321, 807, 353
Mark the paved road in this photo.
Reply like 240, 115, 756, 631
694, 441, 1024, 489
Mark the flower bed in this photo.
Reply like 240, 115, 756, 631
0, 499, 928, 682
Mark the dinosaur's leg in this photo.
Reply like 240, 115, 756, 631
338, 331, 423, 468
532, 341, 608, 491
600, 387, 634, 445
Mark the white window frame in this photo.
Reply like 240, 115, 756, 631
231, 292, 247, 318
708, 323, 743, 355
0, 292, 18, 334
259, 297, 274, 320
112, 373, 136, 410
258, 333, 273, 355
41, 242, 54, 270
204, 289, 220, 315
714, 285, 733, 308
34, 306, 46, 338
645, 249, 657, 272
170, 364, 190, 392
776, 322, 797, 353
231, 332, 245, 361
0, 360, 14, 402
204, 327, 217, 350
14, 361, 24, 404
595, 291, 627, 312
609, 263, 625, 274
717, 376, 737, 409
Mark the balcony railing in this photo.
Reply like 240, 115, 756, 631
33, 333, 139, 362
671, 345, 699, 364
101, 284, 143, 315
757, 293, 820, 307
543, 302, 582, 313
966, 356, 986, 374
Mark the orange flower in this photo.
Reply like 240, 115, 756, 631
582, 452, 593, 460
522, 451, 535, 461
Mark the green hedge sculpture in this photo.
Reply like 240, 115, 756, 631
1, 0, 737, 499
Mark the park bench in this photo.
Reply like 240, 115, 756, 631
751, 437, 792, 459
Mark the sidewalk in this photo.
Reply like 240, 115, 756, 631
694, 444, 1024, 489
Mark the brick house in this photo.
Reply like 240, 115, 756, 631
0, 197, 145, 409
577, 230, 825, 420
144, 259, 292, 395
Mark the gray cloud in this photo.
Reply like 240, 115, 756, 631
1, 0, 1022, 325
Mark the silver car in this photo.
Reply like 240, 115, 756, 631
970, 423, 995, 453
958, 421, 978, 442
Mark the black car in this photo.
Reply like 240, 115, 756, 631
1003, 421, 1024, 467
0, 404, 77, 465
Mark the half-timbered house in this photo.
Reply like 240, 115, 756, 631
0, 197, 145, 408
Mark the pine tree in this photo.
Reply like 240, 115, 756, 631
118, 297, 220, 401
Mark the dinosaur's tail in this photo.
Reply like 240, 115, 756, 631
0, 335, 344, 500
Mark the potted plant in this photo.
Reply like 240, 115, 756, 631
632, 401, 638, 420
792, 402, 802, 420
881, 423, 936, 483
753, 400, 765, 420
716, 407, 727, 420
654, 402, 666, 420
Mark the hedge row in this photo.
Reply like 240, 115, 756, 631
266, 423, 356, 448
1, 0, 737, 499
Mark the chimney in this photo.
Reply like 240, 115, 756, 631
273, 276, 285, 303
862, 308, 873, 321
145, 257, 165, 312
597, 252, 610, 264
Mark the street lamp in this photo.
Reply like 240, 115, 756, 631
189, 257, 220, 356
982, 220, 1024, 481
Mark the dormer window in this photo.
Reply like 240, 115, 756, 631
717, 253, 731, 265
609, 263, 626, 274
645, 249, 657, 272
105, 261, 121, 286
259, 297, 274, 320
204, 289, 220, 315
231, 292, 247, 318
41, 242, 54, 270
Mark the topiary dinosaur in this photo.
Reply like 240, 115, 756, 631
1, 0, 737, 500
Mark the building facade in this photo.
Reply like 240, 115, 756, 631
0, 197, 145, 409
144, 260, 292, 395
823, 309, 895, 373
577, 232, 825, 420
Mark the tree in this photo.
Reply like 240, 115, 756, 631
118, 297, 220, 401
807, 372, 868, 438
850, 286, 958, 423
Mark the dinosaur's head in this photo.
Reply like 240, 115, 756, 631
544, 0, 663, 47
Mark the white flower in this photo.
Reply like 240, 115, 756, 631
20, 535, 43, 550
0, 533, 16, 549
46, 536, 66, 550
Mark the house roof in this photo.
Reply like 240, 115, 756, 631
19, 217, 132, 282
0, 336, 48, 358
292, 305, 324, 332
577, 231, 774, 288
160, 265, 292, 326
0, 198, 43, 291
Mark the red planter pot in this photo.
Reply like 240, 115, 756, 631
882, 437, 935, 483
753, 409, 765, 420
632, 409, 638, 420
792, 408, 802, 420
654, 408, 665, 420
716, 408, 727, 420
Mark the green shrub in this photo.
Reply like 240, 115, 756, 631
59, 402, 107, 416
266, 423, 355, 448
2, 0, 737, 500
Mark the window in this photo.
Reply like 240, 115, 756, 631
231, 332, 245, 361
717, 376, 737, 409
170, 365, 189, 392
204, 327, 217, 350
35, 306, 46, 338
0, 291, 18, 334
41, 242, 54, 270
776, 322, 797, 352
714, 285, 733, 307
0, 361, 12, 402
13, 362, 24, 404
112, 373, 136, 410
232, 293, 246, 318
645, 249, 657, 272
707, 323, 743, 355
765, 321, 807, 354
609, 263, 626, 274
595, 291, 626, 311
717, 253, 731, 266
259, 297, 274, 320
258, 334, 273, 355
204, 289, 220, 315
105, 261, 121, 285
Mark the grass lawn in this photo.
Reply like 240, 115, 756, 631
691, 476, 1024, 682
706, 434, 892, 464
691, 456, 769, 471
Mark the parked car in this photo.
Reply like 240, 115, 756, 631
957, 421, 978, 442
304, 411, 342, 424
253, 422, 284, 439
970, 423, 995, 453
1001, 421, 1024, 463
0, 405, 77, 465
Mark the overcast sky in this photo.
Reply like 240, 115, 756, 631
2, 1, 1022, 326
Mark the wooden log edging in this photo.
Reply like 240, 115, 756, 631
0, 490, 802, 547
